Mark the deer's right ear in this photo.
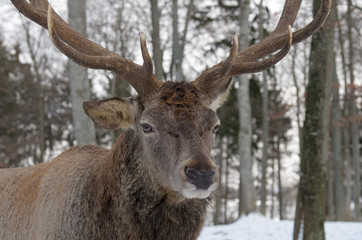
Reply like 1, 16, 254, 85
83, 98, 138, 130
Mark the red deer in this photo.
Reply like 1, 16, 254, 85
1, 0, 330, 239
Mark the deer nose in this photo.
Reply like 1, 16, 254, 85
185, 168, 216, 190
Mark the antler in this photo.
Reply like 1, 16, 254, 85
11, 0, 162, 97
193, 0, 331, 99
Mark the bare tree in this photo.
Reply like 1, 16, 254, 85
149, 0, 163, 80
213, 137, 224, 225
68, 0, 96, 145
346, 0, 361, 221
276, 136, 283, 219
336, 2, 353, 220
237, 0, 256, 216
296, 0, 334, 238
291, 35, 309, 240
258, 0, 268, 216
171, 0, 194, 82
331, 57, 346, 220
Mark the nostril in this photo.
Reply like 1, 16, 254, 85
204, 169, 216, 179
185, 168, 199, 182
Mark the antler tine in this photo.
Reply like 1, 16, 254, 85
140, 32, 154, 78
229, 25, 293, 76
193, 34, 239, 100
220, 34, 239, 77
12, 0, 162, 97
231, 0, 331, 65
231, 0, 331, 74
292, 0, 331, 44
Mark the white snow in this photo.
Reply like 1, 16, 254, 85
198, 214, 362, 240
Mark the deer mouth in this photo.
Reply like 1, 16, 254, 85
181, 182, 218, 199
171, 160, 219, 199
174, 167, 217, 199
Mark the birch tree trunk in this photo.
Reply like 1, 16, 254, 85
237, 0, 256, 216
258, 0, 268, 216
292, 44, 304, 240
149, 0, 163, 81
68, 0, 96, 145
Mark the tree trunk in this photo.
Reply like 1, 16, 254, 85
237, 0, 256, 217
171, 0, 194, 82
149, 0, 163, 81
291, 45, 304, 152
336, 3, 353, 220
224, 137, 230, 223
327, 147, 335, 220
213, 138, 224, 225
346, 0, 361, 221
300, 0, 334, 238
171, 0, 183, 82
260, 73, 268, 216
293, 181, 303, 240
343, 114, 353, 220
258, 0, 268, 216
350, 91, 360, 221
292, 43, 304, 240
331, 61, 346, 221
277, 136, 283, 220
270, 153, 275, 218
68, 0, 96, 145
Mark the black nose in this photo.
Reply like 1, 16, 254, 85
185, 168, 216, 190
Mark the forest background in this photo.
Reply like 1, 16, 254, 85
0, 0, 360, 239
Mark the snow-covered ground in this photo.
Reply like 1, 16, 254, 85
199, 214, 362, 240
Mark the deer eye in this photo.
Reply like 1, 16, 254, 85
212, 124, 220, 134
141, 123, 153, 133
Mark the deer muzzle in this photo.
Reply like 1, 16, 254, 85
178, 156, 219, 199
185, 168, 216, 190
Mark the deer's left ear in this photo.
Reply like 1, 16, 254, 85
83, 98, 138, 130
208, 77, 233, 111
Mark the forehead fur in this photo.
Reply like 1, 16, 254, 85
140, 82, 216, 122
157, 82, 210, 108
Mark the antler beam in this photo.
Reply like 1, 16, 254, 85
193, 0, 331, 99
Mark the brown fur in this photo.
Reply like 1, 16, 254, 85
0, 132, 209, 240
158, 82, 210, 108
0, 82, 226, 240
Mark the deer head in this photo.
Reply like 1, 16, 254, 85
10, 0, 331, 199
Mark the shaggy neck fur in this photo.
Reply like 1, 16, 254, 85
79, 130, 211, 240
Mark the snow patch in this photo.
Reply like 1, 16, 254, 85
198, 214, 362, 240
